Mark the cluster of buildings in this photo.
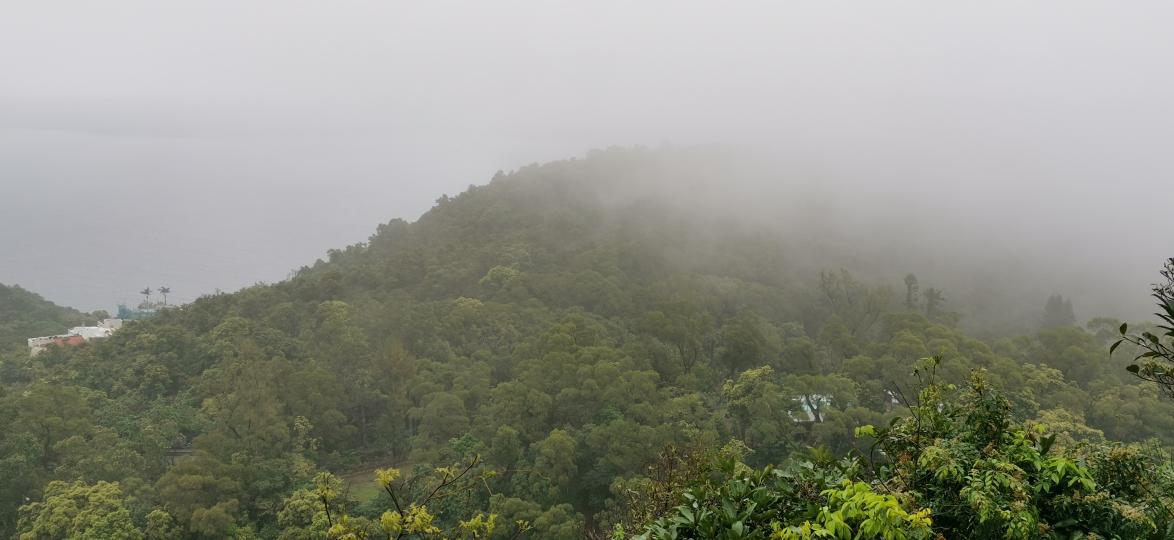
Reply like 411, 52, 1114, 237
27, 318, 123, 356
25, 290, 171, 355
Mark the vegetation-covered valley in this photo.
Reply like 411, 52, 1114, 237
2, 150, 1173, 539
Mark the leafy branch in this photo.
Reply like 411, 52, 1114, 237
1112, 258, 1174, 398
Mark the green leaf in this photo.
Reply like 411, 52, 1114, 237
1120, 322, 1129, 334
1127, 364, 1140, 374
1040, 433, 1056, 455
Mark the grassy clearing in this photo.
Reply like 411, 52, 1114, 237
339, 462, 403, 504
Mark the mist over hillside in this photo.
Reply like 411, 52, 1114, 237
5, 2, 1174, 538
332, 146, 1157, 332
4, 2, 1173, 312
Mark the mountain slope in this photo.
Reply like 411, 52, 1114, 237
0, 148, 1167, 538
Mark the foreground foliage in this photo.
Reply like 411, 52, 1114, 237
637, 368, 1174, 539
1114, 258, 1174, 398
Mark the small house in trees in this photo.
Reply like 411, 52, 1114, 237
27, 320, 121, 355
27, 334, 87, 355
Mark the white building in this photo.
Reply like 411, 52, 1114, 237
68, 326, 114, 340
27, 319, 122, 355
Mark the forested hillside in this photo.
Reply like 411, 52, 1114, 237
0, 283, 98, 355
1, 149, 1171, 539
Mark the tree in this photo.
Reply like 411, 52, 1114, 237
153, 452, 243, 532
144, 509, 181, 540
16, 480, 143, 540
923, 287, 945, 320
140, 287, 152, 307
637, 302, 713, 376
1042, 294, 1076, 329
1113, 257, 1174, 398
415, 392, 470, 446
313, 456, 532, 539
783, 374, 858, 424
904, 273, 920, 312
488, 496, 577, 540
720, 366, 794, 462
157, 287, 171, 306
599, 439, 748, 537
717, 313, 773, 376
5, 383, 93, 471
819, 270, 891, 336
528, 429, 578, 503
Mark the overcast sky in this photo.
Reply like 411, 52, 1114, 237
1, 1, 1172, 315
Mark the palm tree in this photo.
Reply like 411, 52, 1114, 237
140, 287, 152, 307
158, 287, 171, 306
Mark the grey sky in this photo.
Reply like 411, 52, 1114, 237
1, 1, 1171, 318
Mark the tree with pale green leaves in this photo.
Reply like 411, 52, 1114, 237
17, 480, 142, 540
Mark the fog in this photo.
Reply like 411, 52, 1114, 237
1, 1, 1171, 321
